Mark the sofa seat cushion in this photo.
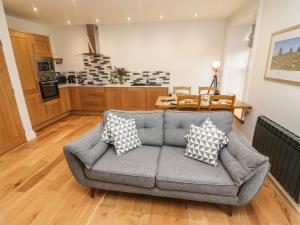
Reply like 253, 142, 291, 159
84, 145, 161, 188
156, 146, 238, 196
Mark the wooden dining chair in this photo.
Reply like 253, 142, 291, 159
208, 95, 236, 112
176, 94, 199, 110
173, 86, 191, 95
198, 86, 219, 95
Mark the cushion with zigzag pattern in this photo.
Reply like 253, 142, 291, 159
101, 113, 133, 144
110, 119, 142, 156
184, 118, 229, 166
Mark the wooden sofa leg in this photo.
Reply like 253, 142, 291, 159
226, 205, 233, 217
91, 187, 96, 198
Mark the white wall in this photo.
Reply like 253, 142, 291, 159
0, 2, 35, 140
6, 15, 53, 36
51, 26, 88, 72
222, 0, 259, 98
237, 0, 300, 140
99, 20, 226, 94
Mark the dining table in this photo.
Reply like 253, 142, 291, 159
155, 96, 252, 123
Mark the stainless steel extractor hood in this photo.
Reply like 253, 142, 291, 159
83, 24, 100, 56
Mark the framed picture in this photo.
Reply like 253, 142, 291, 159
265, 24, 300, 86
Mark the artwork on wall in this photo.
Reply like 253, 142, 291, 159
265, 24, 300, 86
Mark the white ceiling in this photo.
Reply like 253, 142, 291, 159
3, 0, 249, 26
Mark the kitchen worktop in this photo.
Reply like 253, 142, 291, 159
58, 83, 170, 88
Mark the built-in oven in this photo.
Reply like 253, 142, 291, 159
35, 57, 55, 74
39, 80, 59, 102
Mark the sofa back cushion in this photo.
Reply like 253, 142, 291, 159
103, 110, 164, 146
164, 110, 233, 147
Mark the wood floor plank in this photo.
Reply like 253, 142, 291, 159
0, 115, 299, 225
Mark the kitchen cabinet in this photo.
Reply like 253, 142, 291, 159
29, 34, 52, 57
24, 92, 47, 127
59, 87, 71, 113
105, 87, 127, 110
45, 98, 62, 119
80, 87, 107, 111
0, 42, 26, 155
125, 88, 146, 110
146, 87, 169, 110
68, 86, 168, 112
69, 87, 82, 110
9, 30, 39, 95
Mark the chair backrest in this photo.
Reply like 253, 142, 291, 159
208, 95, 236, 112
176, 94, 200, 110
173, 86, 191, 95
199, 86, 218, 95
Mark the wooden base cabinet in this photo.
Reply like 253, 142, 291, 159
105, 87, 127, 110
45, 99, 62, 119
125, 88, 147, 110
59, 87, 71, 113
24, 92, 47, 127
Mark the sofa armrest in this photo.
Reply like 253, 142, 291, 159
64, 123, 109, 185
237, 162, 270, 205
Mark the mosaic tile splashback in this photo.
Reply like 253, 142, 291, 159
59, 54, 170, 85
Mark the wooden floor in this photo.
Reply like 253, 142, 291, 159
0, 115, 299, 225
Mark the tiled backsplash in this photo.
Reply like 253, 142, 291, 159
59, 54, 170, 85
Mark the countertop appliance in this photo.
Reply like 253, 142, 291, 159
56, 75, 67, 84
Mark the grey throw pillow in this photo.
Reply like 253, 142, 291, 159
219, 130, 269, 186
184, 118, 229, 166
111, 119, 142, 156
101, 113, 132, 144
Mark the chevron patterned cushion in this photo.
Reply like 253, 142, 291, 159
101, 113, 133, 144
111, 120, 142, 156
184, 118, 229, 166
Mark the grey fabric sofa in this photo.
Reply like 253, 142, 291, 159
64, 110, 270, 214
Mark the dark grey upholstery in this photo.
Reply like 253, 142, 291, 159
64, 110, 269, 207
104, 110, 164, 146
220, 130, 269, 186
84, 145, 160, 188
156, 146, 238, 196
163, 110, 233, 147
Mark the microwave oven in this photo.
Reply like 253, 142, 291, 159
35, 57, 55, 74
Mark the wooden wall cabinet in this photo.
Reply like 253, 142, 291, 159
29, 34, 52, 57
59, 87, 71, 113
146, 87, 169, 110
9, 30, 39, 95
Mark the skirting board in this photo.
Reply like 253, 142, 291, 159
268, 173, 300, 213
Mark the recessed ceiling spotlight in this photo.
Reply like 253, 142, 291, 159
159, 15, 164, 19
96, 18, 100, 23
194, 13, 198, 17
67, 20, 71, 25
127, 17, 131, 21
33, 7, 38, 12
